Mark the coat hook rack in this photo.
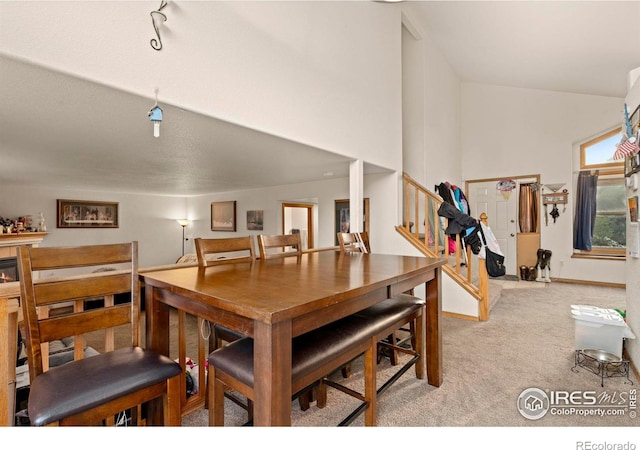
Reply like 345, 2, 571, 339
150, 1, 168, 51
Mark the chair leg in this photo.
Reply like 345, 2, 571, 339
298, 390, 311, 411
414, 313, 425, 380
341, 363, 351, 378
410, 320, 416, 350
164, 374, 182, 426
387, 333, 399, 365
315, 381, 328, 409
247, 399, 254, 422
208, 368, 225, 426
364, 338, 377, 426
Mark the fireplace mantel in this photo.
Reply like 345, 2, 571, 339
0, 232, 47, 248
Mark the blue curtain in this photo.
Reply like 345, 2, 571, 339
573, 171, 598, 250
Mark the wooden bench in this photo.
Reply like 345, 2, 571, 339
208, 293, 425, 426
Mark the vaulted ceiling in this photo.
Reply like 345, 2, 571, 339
1, 1, 639, 196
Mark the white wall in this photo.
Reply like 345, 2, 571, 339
400, 7, 463, 191
422, 24, 462, 190
461, 83, 625, 284
0, 1, 403, 174
0, 186, 186, 268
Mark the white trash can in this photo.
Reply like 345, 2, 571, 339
571, 305, 636, 358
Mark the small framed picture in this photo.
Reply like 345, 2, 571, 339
246, 210, 264, 230
626, 153, 640, 177
629, 196, 638, 223
57, 199, 119, 228
211, 201, 236, 232
334, 198, 369, 245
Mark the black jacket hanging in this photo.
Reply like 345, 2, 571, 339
437, 202, 478, 236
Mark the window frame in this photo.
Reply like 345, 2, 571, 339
579, 127, 623, 170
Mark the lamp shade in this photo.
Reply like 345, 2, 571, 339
176, 219, 190, 227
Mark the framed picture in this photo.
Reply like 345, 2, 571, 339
625, 152, 640, 177
629, 196, 638, 222
334, 198, 369, 245
211, 201, 236, 232
246, 210, 264, 230
57, 199, 119, 228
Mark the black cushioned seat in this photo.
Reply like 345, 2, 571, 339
353, 294, 424, 325
210, 314, 374, 389
28, 347, 182, 427
213, 324, 245, 345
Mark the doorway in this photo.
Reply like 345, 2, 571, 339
282, 203, 314, 250
466, 175, 540, 277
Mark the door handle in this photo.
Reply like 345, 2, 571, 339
510, 233, 515, 237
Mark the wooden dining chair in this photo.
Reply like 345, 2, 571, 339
337, 231, 370, 254
193, 236, 255, 349
193, 236, 257, 416
337, 232, 416, 367
194, 236, 256, 267
257, 233, 302, 260
17, 242, 182, 426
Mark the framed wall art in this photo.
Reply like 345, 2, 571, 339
629, 196, 638, 223
625, 152, 640, 177
334, 198, 369, 245
57, 199, 119, 228
211, 201, 236, 232
246, 210, 264, 230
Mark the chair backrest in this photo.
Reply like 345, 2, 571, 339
337, 232, 370, 254
17, 242, 139, 380
194, 236, 256, 267
257, 234, 302, 260
175, 253, 198, 264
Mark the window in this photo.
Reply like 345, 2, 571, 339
580, 127, 622, 170
574, 128, 625, 257
591, 175, 626, 253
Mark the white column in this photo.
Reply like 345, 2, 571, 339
349, 160, 364, 233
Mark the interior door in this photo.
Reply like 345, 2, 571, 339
467, 181, 518, 276
282, 203, 314, 250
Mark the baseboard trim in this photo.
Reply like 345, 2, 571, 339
551, 277, 625, 289
443, 311, 480, 321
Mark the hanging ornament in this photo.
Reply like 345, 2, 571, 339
148, 89, 163, 138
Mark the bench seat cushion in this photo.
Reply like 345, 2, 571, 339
208, 294, 424, 388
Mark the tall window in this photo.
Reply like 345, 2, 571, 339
575, 127, 625, 257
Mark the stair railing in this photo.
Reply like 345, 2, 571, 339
397, 172, 489, 321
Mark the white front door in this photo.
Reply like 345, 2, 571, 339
468, 181, 518, 276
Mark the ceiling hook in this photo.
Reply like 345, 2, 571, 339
150, 1, 168, 51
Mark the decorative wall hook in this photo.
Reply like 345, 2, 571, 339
148, 89, 163, 138
150, 1, 168, 51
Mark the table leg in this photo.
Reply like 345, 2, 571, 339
145, 286, 172, 425
253, 320, 292, 426
425, 267, 442, 387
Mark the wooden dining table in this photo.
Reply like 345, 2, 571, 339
141, 250, 445, 426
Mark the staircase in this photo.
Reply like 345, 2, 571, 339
396, 172, 491, 321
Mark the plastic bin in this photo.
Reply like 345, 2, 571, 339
571, 305, 636, 358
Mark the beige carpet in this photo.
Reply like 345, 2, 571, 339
182, 281, 638, 428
